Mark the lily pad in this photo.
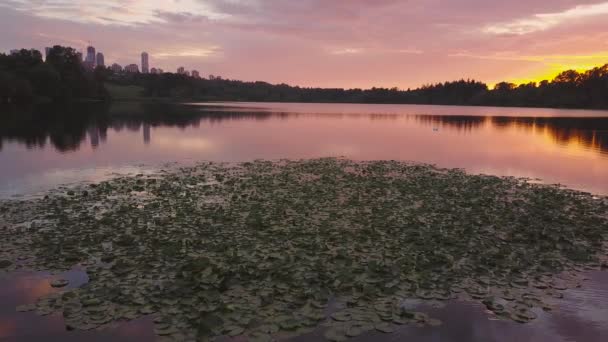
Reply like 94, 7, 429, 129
50, 279, 69, 288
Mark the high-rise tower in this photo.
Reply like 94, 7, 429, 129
84, 46, 96, 70
96, 52, 105, 67
141, 52, 149, 74
86, 46, 96, 65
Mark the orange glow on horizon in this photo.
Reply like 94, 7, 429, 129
502, 54, 608, 87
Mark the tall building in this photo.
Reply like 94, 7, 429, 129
191, 70, 200, 78
177, 67, 185, 75
85, 46, 96, 65
84, 46, 96, 70
76, 52, 83, 62
110, 63, 122, 73
124, 64, 139, 73
96, 52, 105, 67
141, 52, 149, 74
45, 47, 51, 61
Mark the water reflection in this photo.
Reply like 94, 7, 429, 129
2, 270, 607, 341
0, 270, 154, 341
1, 102, 608, 196
2, 103, 607, 156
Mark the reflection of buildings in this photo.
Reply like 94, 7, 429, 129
2, 104, 608, 156
88, 126, 100, 148
143, 123, 150, 145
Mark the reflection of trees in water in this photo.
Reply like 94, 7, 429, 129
491, 117, 608, 154
1, 103, 607, 155
414, 115, 488, 132
412, 115, 608, 154
0, 103, 276, 152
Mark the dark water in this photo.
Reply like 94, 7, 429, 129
1, 102, 608, 341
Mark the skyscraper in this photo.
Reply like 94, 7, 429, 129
96, 52, 105, 67
85, 46, 96, 64
76, 52, 83, 62
84, 46, 96, 70
45, 47, 51, 61
141, 52, 149, 74
177, 67, 185, 75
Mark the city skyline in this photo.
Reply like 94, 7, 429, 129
24, 44, 200, 76
2, 1, 608, 89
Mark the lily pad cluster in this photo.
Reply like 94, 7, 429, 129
1, 158, 608, 341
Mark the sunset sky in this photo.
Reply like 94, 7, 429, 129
1, 0, 608, 89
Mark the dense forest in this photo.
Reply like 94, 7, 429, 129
110, 63, 608, 109
0, 46, 107, 103
2, 45, 607, 109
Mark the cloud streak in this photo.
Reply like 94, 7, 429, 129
5, 0, 227, 26
1, 1, 608, 88
484, 1, 608, 35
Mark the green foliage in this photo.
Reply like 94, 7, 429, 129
107, 63, 608, 109
104, 83, 145, 99
0, 46, 107, 104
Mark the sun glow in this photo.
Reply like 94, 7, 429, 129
504, 54, 608, 85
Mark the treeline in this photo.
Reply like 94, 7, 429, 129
2, 44, 607, 109
0, 46, 107, 104
110, 63, 608, 109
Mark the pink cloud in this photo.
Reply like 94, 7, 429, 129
1, 0, 607, 88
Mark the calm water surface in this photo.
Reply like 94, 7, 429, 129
1, 102, 608, 341
1, 102, 607, 197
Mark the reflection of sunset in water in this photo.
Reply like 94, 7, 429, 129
0, 271, 155, 341
0, 320, 16, 339
1, 103, 608, 197
13, 276, 55, 302
415, 115, 608, 157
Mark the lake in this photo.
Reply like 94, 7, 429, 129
1, 102, 608, 341
1, 102, 607, 198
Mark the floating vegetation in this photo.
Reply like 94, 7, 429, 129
1, 158, 607, 341
50, 278, 69, 288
